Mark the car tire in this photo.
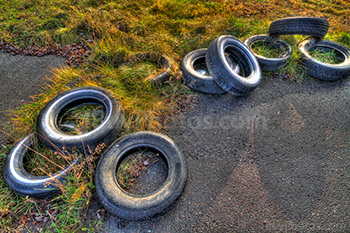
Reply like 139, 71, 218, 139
244, 35, 292, 71
298, 39, 350, 81
206, 35, 262, 96
3, 134, 79, 198
180, 49, 226, 94
268, 17, 329, 38
37, 86, 124, 153
123, 53, 172, 84
95, 131, 187, 221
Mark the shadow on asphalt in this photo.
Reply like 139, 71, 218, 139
102, 77, 350, 232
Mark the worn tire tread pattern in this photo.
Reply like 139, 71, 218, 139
269, 17, 329, 38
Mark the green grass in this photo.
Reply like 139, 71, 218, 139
58, 104, 106, 135
1, 0, 349, 232
251, 41, 285, 58
309, 48, 343, 64
23, 136, 76, 176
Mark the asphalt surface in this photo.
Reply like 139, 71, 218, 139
102, 77, 350, 232
0, 53, 349, 232
0, 52, 65, 145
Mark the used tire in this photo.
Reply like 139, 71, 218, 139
180, 49, 226, 94
244, 35, 292, 71
123, 53, 172, 84
298, 39, 350, 81
3, 134, 79, 198
268, 17, 329, 38
95, 131, 187, 220
37, 86, 124, 152
206, 35, 262, 96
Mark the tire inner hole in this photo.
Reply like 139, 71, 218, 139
309, 46, 344, 64
193, 55, 241, 77
193, 56, 210, 76
57, 99, 106, 135
225, 47, 251, 77
116, 147, 168, 196
251, 40, 287, 58
22, 137, 76, 177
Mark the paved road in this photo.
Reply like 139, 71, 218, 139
0, 52, 65, 146
102, 77, 350, 232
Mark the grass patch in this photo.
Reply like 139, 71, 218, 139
58, 103, 106, 135
23, 136, 77, 176
309, 48, 343, 64
251, 41, 285, 58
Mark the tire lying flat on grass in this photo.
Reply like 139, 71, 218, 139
298, 39, 350, 81
95, 131, 187, 221
244, 34, 292, 71
268, 17, 329, 38
206, 35, 261, 96
123, 53, 172, 84
3, 134, 79, 198
37, 86, 124, 153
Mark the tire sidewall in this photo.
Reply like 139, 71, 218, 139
206, 35, 261, 95
244, 34, 292, 71
37, 86, 124, 151
95, 131, 187, 220
3, 134, 79, 198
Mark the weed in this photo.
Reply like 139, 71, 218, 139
57, 104, 106, 135
251, 41, 286, 58
117, 150, 160, 191
309, 48, 344, 64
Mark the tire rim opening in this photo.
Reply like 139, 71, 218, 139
309, 46, 345, 64
224, 46, 251, 77
116, 147, 168, 196
21, 137, 77, 177
193, 56, 210, 76
251, 40, 287, 58
57, 99, 107, 135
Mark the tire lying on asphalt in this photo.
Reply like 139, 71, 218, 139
268, 17, 329, 38
206, 35, 262, 96
3, 134, 79, 198
95, 131, 187, 221
180, 49, 226, 94
37, 86, 124, 153
244, 35, 292, 71
298, 39, 350, 81
123, 53, 172, 84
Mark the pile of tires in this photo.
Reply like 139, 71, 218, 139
181, 35, 262, 96
3, 86, 187, 220
4, 86, 125, 198
247, 17, 350, 81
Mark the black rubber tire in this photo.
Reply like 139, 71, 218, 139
95, 131, 187, 221
37, 86, 124, 152
244, 35, 292, 71
123, 53, 172, 84
206, 35, 262, 96
180, 49, 226, 94
298, 39, 350, 81
3, 134, 79, 198
268, 17, 329, 38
